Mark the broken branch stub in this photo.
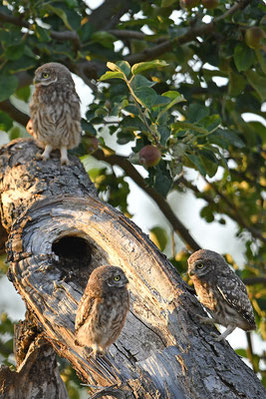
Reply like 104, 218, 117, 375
0, 138, 265, 399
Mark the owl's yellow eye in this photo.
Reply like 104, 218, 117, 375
42, 72, 50, 79
114, 275, 121, 281
196, 263, 204, 269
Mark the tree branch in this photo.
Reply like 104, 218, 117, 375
107, 29, 147, 40
0, 100, 29, 126
243, 277, 266, 286
125, 0, 252, 64
93, 149, 201, 251
0, 11, 80, 48
179, 176, 266, 243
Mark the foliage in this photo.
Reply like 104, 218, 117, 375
0, 0, 265, 393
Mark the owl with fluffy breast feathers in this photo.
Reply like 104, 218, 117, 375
29, 62, 81, 165
187, 249, 256, 341
75, 265, 129, 357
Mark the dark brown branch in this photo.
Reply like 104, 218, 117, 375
125, 0, 252, 64
179, 176, 266, 243
107, 29, 147, 40
0, 12, 80, 48
243, 277, 266, 285
93, 149, 200, 251
0, 100, 29, 126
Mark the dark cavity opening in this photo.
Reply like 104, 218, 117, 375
52, 236, 91, 269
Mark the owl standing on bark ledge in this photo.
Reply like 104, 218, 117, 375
75, 265, 129, 357
187, 249, 256, 341
29, 62, 81, 165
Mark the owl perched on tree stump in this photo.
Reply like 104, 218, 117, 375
187, 249, 256, 341
75, 266, 129, 357
29, 62, 81, 165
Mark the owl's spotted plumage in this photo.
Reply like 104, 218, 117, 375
187, 249, 256, 341
29, 62, 81, 165
75, 265, 129, 357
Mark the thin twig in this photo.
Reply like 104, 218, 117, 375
93, 149, 201, 251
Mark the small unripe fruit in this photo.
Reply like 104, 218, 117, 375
180, 0, 200, 9
202, 0, 219, 9
139, 145, 161, 168
84, 137, 99, 153
245, 27, 265, 49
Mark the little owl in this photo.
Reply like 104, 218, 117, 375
75, 265, 129, 357
29, 62, 81, 165
187, 249, 256, 341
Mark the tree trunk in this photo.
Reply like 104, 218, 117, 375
0, 319, 69, 399
0, 138, 265, 399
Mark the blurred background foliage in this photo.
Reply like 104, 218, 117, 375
0, 0, 265, 395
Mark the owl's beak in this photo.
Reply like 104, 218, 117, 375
33, 77, 40, 85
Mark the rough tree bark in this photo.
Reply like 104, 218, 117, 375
0, 138, 265, 399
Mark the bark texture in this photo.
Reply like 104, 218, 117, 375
0, 319, 68, 399
0, 138, 265, 399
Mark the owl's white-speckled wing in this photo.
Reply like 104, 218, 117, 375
217, 275, 256, 328
75, 293, 95, 332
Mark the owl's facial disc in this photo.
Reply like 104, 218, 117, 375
189, 260, 210, 278
34, 70, 58, 86
107, 272, 128, 288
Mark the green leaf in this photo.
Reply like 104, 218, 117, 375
158, 124, 171, 145
99, 71, 125, 81
233, 43, 256, 72
0, 75, 18, 101
186, 154, 206, 175
81, 119, 97, 135
200, 206, 214, 223
200, 114, 221, 133
172, 121, 210, 135
199, 149, 219, 177
245, 121, 266, 144
157, 90, 186, 119
91, 31, 116, 49
14, 86, 31, 102
7, 57, 36, 73
107, 62, 119, 71
228, 70, 246, 96
161, 0, 176, 7
45, 5, 73, 31
80, 21, 93, 41
256, 49, 266, 74
0, 111, 13, 131
210, 129, 245, 148
133, 86, 158, 108
4, 43, 25, 60
153, 163, 172, 197
131, 75, 156, 89
131, 60, 168, 75
245, 70, 266, 101
116, 61, 131, 77
150, 226, 168, 251
9, 126, 20, 140
120, 115, 146, 131
187, 103, 209, 123
35, 25, 51, 42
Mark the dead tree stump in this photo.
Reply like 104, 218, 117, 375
0, 138, 265, 399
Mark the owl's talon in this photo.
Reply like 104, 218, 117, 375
36, 152, 43, 160
60, 147, 70, 165
210, 332, 220, 340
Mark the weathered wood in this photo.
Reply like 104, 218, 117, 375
0, 319, 69, 399
0, 138, 265, 399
